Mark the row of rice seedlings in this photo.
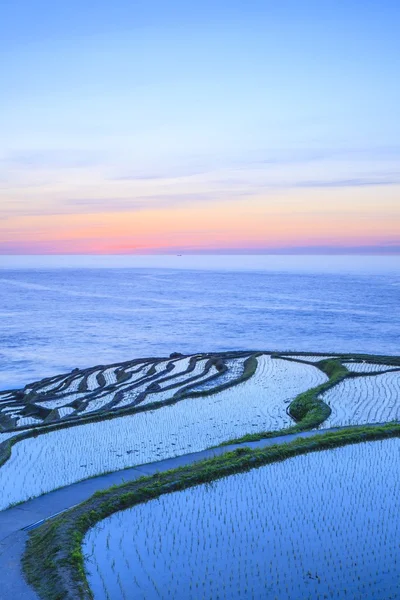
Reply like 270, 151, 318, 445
48, 361, 173, 415
107, 391, 140, 411
0, 360, 161, 426
13, 359, 151, 404
157, 359, 210, 390
0, 406, 21, 428
116, 361, 160, 386
188, 358, 246, 393
1, 407, 20, 417
109, 358, 196, 409
343, 362, 400, 373
0, 392, 16, 401
0, 357, 326, 509
78, 360, 185, 413
52, 373, 85, 394
36, 397, 78, 410
16, 416, 42, 427
156, 359, 176, 374
138, 362, 218, 408
11, 349, 394, 440
24, 373, 67, 395
323, 371, 400, 427
280, 355, 336, 362
120, 361, 153, 377
84, 439, 400, 600
86, 370, 105, 392
165, 357, 192, 375
77, 391, 119, 415
0, 352, 322, 431
101, 367, 120, 386
58, 407, 75, 418
0, 403, 36, 429
144, 367, 221, 406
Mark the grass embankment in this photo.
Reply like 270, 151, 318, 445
23, 422, 400, 600
289, 358, 349, 426
217, 358, 350, 446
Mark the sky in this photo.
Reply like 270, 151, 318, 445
1, 1, 399, 254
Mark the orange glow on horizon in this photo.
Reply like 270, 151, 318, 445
1, 185, 399, 254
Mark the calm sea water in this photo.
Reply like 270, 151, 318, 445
0, 256, 399, 390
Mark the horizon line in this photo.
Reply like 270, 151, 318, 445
1, 249, 399, 257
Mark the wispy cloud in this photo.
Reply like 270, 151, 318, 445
0, 190, 251, 219
292, 177, 400, 189
0, 149, 106, 170
66, 190, 250, 209
1, 144, 400, 221
109, 145, 400, 182
110, 168, 207, 181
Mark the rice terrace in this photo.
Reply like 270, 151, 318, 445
0, 350, 399, 599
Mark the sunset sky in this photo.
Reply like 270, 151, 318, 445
1, 1, 399, 254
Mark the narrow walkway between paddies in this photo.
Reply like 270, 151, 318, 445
0, 425, 353, 600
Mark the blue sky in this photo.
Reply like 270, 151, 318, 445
1, 1, 399, 253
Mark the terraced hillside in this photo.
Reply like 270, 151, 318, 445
0, 351, 399, 510
0, 352, 256, 430
0, 350, 397, 600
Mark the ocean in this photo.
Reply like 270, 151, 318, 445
0, 255, 399, 391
